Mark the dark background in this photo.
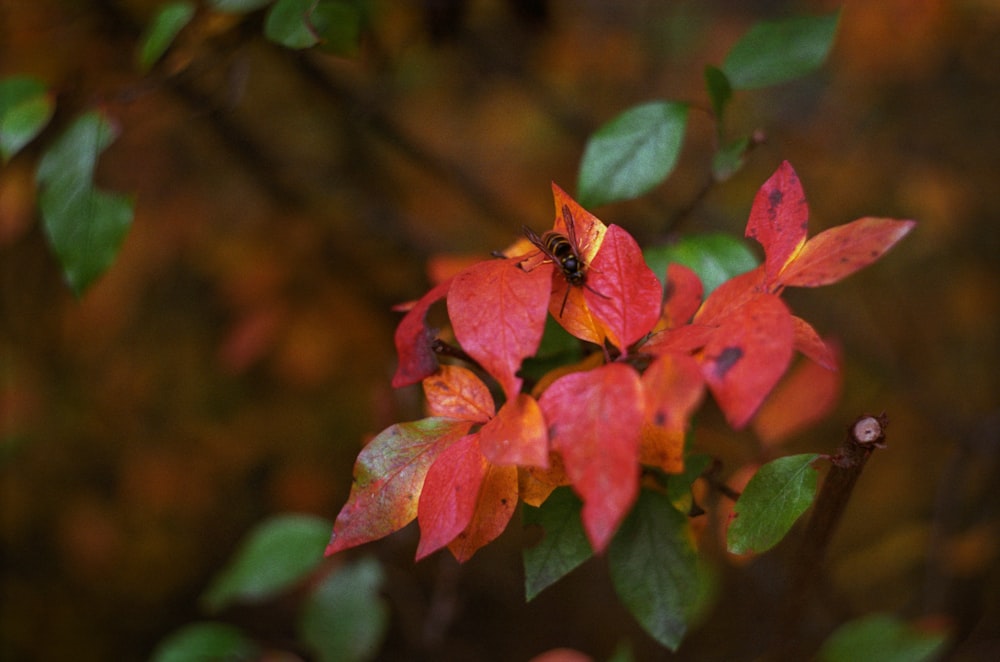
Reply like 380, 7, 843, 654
2, 0, 999, 659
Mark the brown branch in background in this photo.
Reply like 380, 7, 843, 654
664, 129, 767, 234
774, 413, 889, 659
286, 50, 528, 234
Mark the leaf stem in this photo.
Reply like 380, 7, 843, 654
774, 413, 888, 658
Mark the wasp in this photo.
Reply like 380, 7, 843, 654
522, 205, 605, 315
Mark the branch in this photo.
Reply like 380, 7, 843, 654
774, 413, 889, 658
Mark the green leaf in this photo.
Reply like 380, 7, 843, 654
313, 1, 362, 56
0, 76, 54, 162
523, 487, 592, 601
722, 12, 840, 89
608, 489, 701, 651
644, 233, 758, 296
299, 557, 388, 662
266, 0, 359, 50
150, 622, 258, 662
36, 111, 134, 296
208, 0, 272, 13
703, 65, 732, 126
578, 101, 688, 208
266, 0, 321, 48
819, 613, 949, 662
726, 453, 820, 555
711, 136, 751, 182
202, 514, 331, 612
608, 640, 636, 662
137, 1, 196, 72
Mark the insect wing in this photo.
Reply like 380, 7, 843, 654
562, 205, 580, 255
518, 225, 553, 272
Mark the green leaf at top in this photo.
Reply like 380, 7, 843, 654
523, 487, 592, 601
150, 622, 259, 662
299, 557, 388, 662
578, 101, 688, 208
726, 453, 820, 555
818, 613, 949, 662
137, 1, 196, 72
266, 0, 360, 51
608, 489, 702, 651
722, 12, 840, 89
37, 111, 134, 296
644, 233, 758, 297
266, 0, 322, 48
201, 514, 331, 612
313, 1, 362, 56
208, 0, 271, 13
0, 76, 54, 162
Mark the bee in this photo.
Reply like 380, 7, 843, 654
522, 205, 604, 315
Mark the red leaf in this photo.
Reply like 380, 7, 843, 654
646, 323, 715, 355
422, 365, 496, 422
791, 315, 837, 369
415, 434, 486, 560
776, 217, 916, 288
529, 649, 593, 662
745, 160, 809, 286
326, 418, 470, 556
478, 393, 549, 467
539, 363, 644, 553
448, 259, 551, 398
585, 224, 663, 353
640, 352, 704, 473
661, 263, 703, 329
391, 278, 452, 388
701, 294, 795, 429
448, 461, 519, 562
693, 265, 765, 326
753, 345, 842, 447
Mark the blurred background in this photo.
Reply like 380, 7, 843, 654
2, 0, 999, 659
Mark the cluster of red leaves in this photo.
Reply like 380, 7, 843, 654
326, 161, 914, 562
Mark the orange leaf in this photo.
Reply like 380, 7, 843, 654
701, 294, 794, 429
478, 393, 549, 467
753, 346, 842, 446
639, 352, 703, 473
745, 160, 809, 285
415, 434, 486, 560
326, 418, 470, 556
518, 453, 569, 507
448, 258, 552, 398
548, 279, 606, 345
539, 363, 644, 553
422, 365, 495, 422
391, 278, 452, 388
448, 461, 519, 562
551, 182, 606, 264
639, 424, 686, 474
585, 224, 663, 353
776, 216, 916, 288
